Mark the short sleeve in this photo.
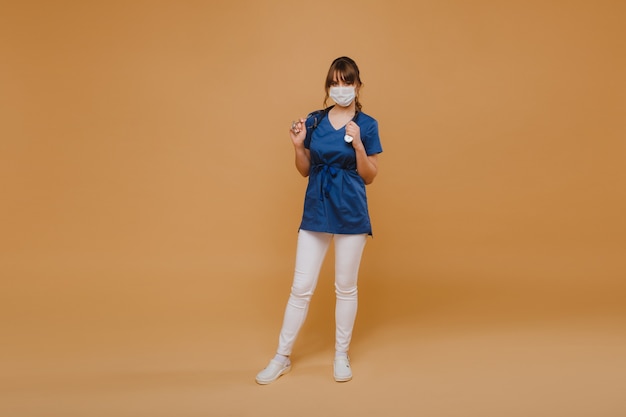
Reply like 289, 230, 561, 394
362, 118, 383, 156
303, 111, 322, 150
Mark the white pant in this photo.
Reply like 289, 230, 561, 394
277, 229, 367, 356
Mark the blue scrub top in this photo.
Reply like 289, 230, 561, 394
299, 110, 383, 235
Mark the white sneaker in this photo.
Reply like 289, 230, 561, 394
333, 357, 352, 382
255, 359, 291, 385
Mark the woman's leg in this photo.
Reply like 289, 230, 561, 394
276, 230, 332, 356
333, 234, 367, 355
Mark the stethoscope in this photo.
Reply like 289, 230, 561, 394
291, 107, 360, 143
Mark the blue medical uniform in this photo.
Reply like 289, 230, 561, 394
299, 110, 383, 235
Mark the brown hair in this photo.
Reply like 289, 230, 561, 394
323, 56, 363, 112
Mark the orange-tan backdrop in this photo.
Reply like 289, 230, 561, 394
1, 1, 625, 416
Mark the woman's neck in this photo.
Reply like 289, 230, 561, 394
330, 103, 356, 116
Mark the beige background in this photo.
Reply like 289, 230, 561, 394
1, 1, 625, 416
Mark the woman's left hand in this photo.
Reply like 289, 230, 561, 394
345, 121, 362, 148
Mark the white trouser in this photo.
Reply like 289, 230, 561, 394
277, 229, 367, 356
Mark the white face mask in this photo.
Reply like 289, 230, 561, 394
329, 86, 356, 107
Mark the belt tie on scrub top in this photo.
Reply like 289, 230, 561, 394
312, 164, 340, 201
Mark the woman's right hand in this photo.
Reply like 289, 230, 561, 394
289, 118, 307, 147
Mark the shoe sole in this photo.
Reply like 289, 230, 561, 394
334, 374, 352, 382
255, 365, 291, 385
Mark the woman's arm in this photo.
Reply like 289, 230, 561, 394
354, 150, 378, 184
346, 121, 379, 184
294, 144, 311, 177
290, 118, 310, 177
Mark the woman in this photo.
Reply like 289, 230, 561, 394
256, 56, 383, 384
